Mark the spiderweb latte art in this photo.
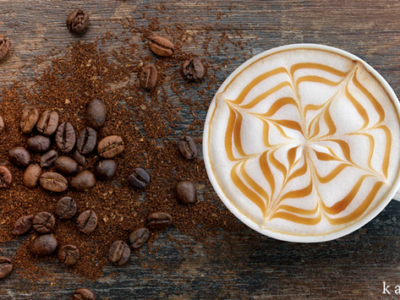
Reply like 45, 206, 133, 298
207, 48, 400, 236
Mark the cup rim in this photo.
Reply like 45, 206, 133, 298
202, 43, 400, 243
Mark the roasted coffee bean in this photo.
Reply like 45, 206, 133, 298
40, 150, 58, 168
40, 172, 68, 192
0, 257, 13, 279
182, 58, 205, 81
58, 245, 80, 266
67, 9, 89, 34
97, 135, 125, 158
176, 180, 197, 204
0, 36, 11, 61
128, 168, 150, 188
77, 127, 97, 155
108, 241, 130, 266
77, 210, 98, 234
86, 99, 107, 129
36, 110, 59, 136
178, 136, 197, 159
147, 212, 172, 230
33, 212, 56, 234
0, 166, 12, 188
128, 228, 150, 249
12, 215, 34, 235
55, 156, 78, 175
8, 147, 31, 167
56, 122, 76, 153
73, 150, 86, 166
93, 160, 117, 181
139, 65, 157, 89
148, 36, 174, 57
70, 170, 96, 191
73, 288, 95, 300
27, 135, 51, 153
31, 234, 58, 256
20, 106, 39, 134
0, 115, 4, 133
56, 197, 77, 220
23, 164, 42, 188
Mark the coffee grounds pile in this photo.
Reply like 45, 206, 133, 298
0, 5, 254, 281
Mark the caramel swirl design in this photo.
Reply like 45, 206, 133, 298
208, 49, 400, 236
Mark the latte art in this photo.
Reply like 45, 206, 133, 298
207, 48, 400, 236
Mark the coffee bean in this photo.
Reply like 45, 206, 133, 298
40, 150, 59, 168
108, 241, 130, 266
128, 228, 150, 249
40, 172, 68, 192
27, 135, 51, 153
86, 99, 107, 129
67, 9, 89, 34
36, 110, 59, 136
58, 245, 80, 266
139, 65, 157, 90
148, 36, 174, 57
77, 210, 98, 234
31, 234, 58, 256
77, 127, 97, 155
12, 215, 34, 235
55, 156, 78, 175
93, 160, 116, 181
56, 122, 76, 153
21, 106, 39, 134
56, 197, 77, 220
182, 58, 205, 81
0, 115, 4, 133
23, 164, 42, 188
73, 288, 95, 300
176, 180, 197, 204
9, 147, 31, 167
0, 166, 12, 188
147, 212, 172, 230
70, 170, 96, 191
33, 212, 56, 234
0, 257, 13, 279
0, 36, 11, 61
97, 135, 125, 158
178, 136, 197, 159
128, 168, 150, 188
73, 150, 86, 166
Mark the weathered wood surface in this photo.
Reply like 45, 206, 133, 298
2, 0, 400, 299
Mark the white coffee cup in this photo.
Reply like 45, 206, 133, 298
203, 43, 400, 243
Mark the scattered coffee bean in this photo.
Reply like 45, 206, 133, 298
0, 166, 12, 188
73, 288, 95, 300
67, 9, 89, 34
0, 115, 4, 133
33, 212, 56, 234
128, 168, 150, 188
20, 106, 39, 134
40, 150, 58, 168
128, 228, 150, 249
36, 110, 59, 136
39, 172, 68, 192
139, 65, 157, 90
77, 127, 97, 155
178, 136, 197, 159
108, 241, 130, 266
86, 99, 107, 129
0, 36, 11, 61
58, 245, 80, 266
77, 210, 98, 234
70, 170, 96, 191
23, 164, 42, 188
93, 160, 117, 181
97, 135, 125, 158
148, 36, 174, 57
182, 58, 205, 81
55, 197, 77, 220
12, 215, 34, 235
0, 257, 13, 279
176, 180, 197, 204
30, 234, 58, 256
8, 147, 31, 167
147, 212, 172, 230
27, 135, 51, 153
56, 122, 76, 153
73, 149, 86, 166
55, 156, 78, 175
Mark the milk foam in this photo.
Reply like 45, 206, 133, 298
208, 49, 400, 236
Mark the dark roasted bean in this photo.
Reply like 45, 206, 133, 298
97, 135, 125, 158
20, 106, 39, 134
23, 164, 42, 188
108, 241, 130, 266
0, 257, 13, 279
86, 99, 107, 129
73, 288, 95, 300
139, 65, 157, 90
27, 135, 51, 153
148, 36, 174, 57
0, 166, 12, 188
176, 180, 197, 204
36, 110, 59, 136
77, 127, 97, 155
8, 147, 31, 167
39, 172, 68, 192
58, 245, 80, 266
128, 228, 150, 249
93, 160, 117, 181
56, 197, 77, 220
178, 136, 197, 159
70, 171, 96, 191
77, 210, 98, 234
40, 150, 59, 168
30, 234, 58, 256
147, 212, 172, 230
73, 150, 86, 166
182, 58, 205, 81
0, 36, 11, 61
128, 168, 150, 188
67, 9, 89, 34
33, 212, 56, 234
55, 156, 78, 175
0, 115, 4, 133
56, 122, 76, 153
12, 215, 34, 235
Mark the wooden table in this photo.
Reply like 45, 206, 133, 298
1, 0, 400, 299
